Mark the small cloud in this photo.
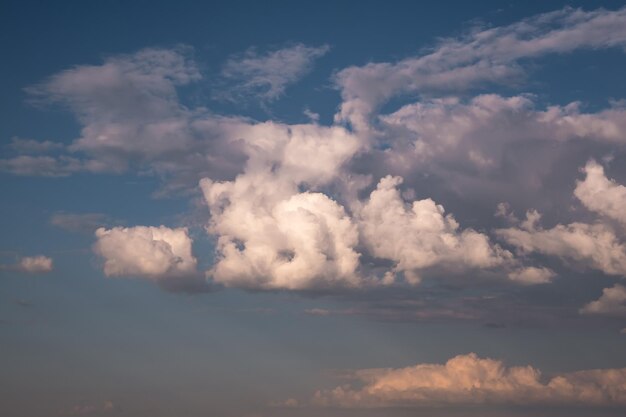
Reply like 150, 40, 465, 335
93, 225, 210, 293
1, 255, 53, 274
18, 256, 53, 273
50, 212, 114, 234
7, 136, 64, 154
304, 308, 332, 316
68, 401, 118, 415
580, 284, 626, 317
303, 108, 320, 123
218, 43, 330, 103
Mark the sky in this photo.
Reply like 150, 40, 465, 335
2, 1, 626, 416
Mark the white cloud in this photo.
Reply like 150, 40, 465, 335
507, 266, 555, 285
17, 256, 54, 273
580, 284, 626, 317
6, 7, 626, 304
497, 210, 626, 276
359, 176, 512, 284
3, 47, 246, 193
94, 226, 206, 292
335, 7, 626, 129
575, 159, 626, 226
313, 353, 626, 407
200, 122, 364, 290
220, 44, 329, 102
381, 96, 626, 167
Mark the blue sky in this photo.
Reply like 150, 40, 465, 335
2, 1, 626, 416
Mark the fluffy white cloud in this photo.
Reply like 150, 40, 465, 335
17, 256, 54, 273
575, 160, 626, 226
201, 122, 364, 290
313, 353, 626, 407
580, 284, 626, 317
94, 226, 206, 292
359, 176, 511, 284
497, 210, 626, 276
220, 43, 329, 102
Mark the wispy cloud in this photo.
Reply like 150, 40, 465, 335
218, 43, 329, 103
335, 6, 626, 129
50, 212, 117, 234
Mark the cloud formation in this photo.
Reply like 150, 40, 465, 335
4, 6, 626, 305
497, 159, 626, 279
335, 7, 626, 129
581, 284, 626, 317
1, 47, 247, 193
575, 160, 626, 226
313, 353, 626, 407
497, 211, 626, 276
18, 256, 54, 273
1, 256, 54, 273
93, 226, 207, 292
219, 44, 329, 102
359, 175, 511, 284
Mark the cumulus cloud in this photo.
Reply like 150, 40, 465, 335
507, 266, 555, 285
5, 5, 626, 311
93, 226, 207, 292
200, 122, 364, 290
497, 210, 626, 276
312, 353, 626, 407
219, 44, 329, 102
580, 284, 626, 317
362, 94, 626, 215
359, 175, 512, 284
198, 118, 535, 290
575, 160, 626, 226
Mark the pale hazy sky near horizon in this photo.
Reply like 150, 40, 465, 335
2, 1, 626, 416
